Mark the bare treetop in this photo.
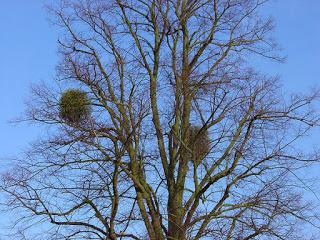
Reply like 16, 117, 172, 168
2, 1, 320, 240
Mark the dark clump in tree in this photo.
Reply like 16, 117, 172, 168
188, 125, 210, 165
59, 89, 90, 123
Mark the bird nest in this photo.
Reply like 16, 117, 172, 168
188, 125, 210, 164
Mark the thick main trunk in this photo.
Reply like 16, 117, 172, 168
167, 185, 186, 240
167, 212, 185, 238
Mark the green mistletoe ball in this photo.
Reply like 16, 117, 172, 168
59, 89, 91, 124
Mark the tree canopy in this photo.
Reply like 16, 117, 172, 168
2, 0, 320, 239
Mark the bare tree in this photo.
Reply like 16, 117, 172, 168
2, 0, 320, 239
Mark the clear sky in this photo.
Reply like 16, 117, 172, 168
0, 0, 319, 237
263, 0, 320, 92
0, 1, 58, 158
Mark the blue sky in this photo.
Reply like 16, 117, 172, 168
0, 1, 58, 158
0, 0, 320, 237
263, 0, 320, 91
